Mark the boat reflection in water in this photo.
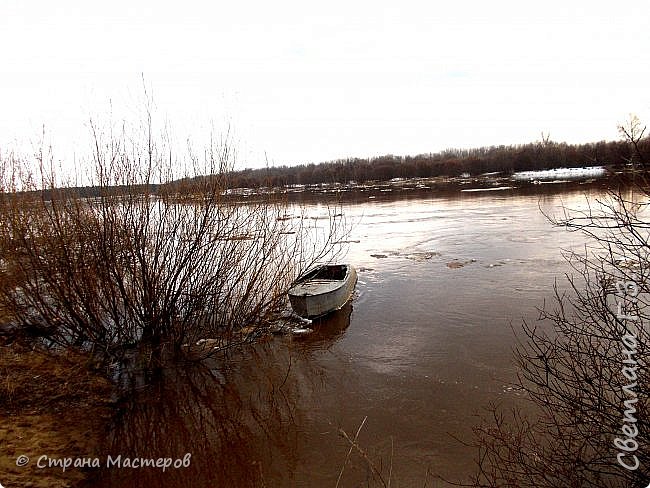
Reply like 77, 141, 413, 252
292, 301, 353, 351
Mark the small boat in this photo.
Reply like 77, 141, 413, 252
288, 264, 357, 318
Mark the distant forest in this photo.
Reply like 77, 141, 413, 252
21, 136, 650, 200
228, 137, 650, 188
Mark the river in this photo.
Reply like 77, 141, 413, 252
88, 182, 610, 487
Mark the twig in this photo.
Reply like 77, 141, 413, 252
335, 415, 367, 488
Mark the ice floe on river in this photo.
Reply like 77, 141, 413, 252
512, 166, 606, 181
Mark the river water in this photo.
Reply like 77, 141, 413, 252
88, 182, 611, 487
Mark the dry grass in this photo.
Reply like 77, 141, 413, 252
0, 342, 112, 488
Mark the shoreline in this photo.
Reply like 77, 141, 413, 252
221, 164, 635, 203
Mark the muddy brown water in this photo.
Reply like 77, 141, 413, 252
86, 183, 612, 487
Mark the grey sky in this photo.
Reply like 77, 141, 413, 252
1, 0, 649, 169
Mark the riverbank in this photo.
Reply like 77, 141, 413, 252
223, 164, 624, 204
0, 341, 113, 488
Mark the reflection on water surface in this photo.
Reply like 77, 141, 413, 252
90, 183, 613, 487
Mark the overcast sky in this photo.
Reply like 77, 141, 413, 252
1, 0, 649, 169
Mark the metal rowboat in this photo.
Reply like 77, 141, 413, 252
288, 264, 357, 318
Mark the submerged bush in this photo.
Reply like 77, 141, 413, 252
0, 112, 345, 363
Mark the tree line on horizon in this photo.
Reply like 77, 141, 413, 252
10, 134, 649, 200
227, 136, 650, 188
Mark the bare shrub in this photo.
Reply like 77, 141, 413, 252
0, 110, 347, 363
465, 165, 650, 484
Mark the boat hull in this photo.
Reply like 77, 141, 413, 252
288, 265, 357, 318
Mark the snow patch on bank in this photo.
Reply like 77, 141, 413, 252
512, 166, 606, 181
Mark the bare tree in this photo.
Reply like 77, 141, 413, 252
618, 114, 647, 168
